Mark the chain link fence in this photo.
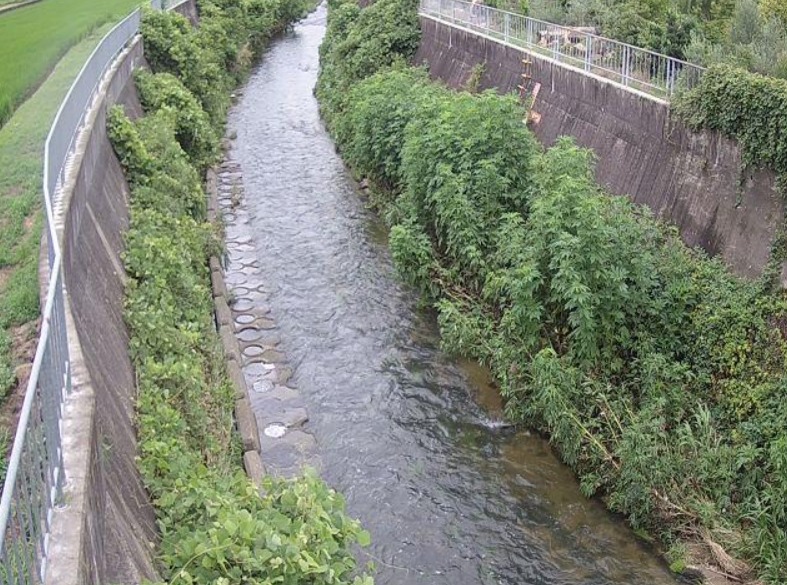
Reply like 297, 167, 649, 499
419, 0, 705, 98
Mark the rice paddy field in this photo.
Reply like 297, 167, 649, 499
0, 0, 140, 127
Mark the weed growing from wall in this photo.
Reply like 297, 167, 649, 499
675, 64, 787, 191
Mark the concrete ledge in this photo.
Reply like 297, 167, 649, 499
235, 398, 261, 453
45, 27, 163, 585
219, 324, 242, 363
208, 164, 269, 485
211, 267, 227, 299
215, 295, 233, 328
44, 295, 97, 585
226, 359, 247, 399
206, 169, 219, 222
243, 450, 266, 486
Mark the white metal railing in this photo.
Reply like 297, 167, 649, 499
0, 1, 187, 582
419, 0, 705, 98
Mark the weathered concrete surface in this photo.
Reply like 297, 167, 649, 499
171, 0, 199, 25
45, 39, 159, 585
414, 17, 784, 279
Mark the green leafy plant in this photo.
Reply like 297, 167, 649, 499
135, 71, 219, 172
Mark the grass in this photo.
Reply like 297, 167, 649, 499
0, 22, 123, 483
0, 0, 141, 127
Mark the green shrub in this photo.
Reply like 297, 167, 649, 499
336, 67, 435, 191
141, 8, 231, 124
316, 0, 420, 125
135, 71, 219, 172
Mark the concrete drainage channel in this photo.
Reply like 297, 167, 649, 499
207, 148, 319, 481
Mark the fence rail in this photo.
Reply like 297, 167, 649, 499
419, 0, 705, 98
0, 1, 179, 582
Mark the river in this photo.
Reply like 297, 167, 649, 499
225, 5, 684, 584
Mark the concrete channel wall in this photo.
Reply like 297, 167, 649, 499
415, 16, 784, 280
45, 37, 161, 585
43, 1, 203, 581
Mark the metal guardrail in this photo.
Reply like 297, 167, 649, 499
419, 0, 705, 98
0, 0, 182, 581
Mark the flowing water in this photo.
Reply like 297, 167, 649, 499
227, 5, 684, 584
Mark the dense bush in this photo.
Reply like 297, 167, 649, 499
141, 0, 312, 126
316, 0, 419, 127
318, 0, 787, 581
684, 0, 787, 78
135, 70, 219, 173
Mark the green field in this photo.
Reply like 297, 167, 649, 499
0, 22, 121, 482
0, 0, 140, 127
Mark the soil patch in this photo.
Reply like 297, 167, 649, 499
0, 319, 40, 458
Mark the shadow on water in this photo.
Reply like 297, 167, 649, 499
227, 5, 685, 584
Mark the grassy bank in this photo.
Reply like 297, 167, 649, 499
316, 0, 787, 582
0, 0, 140, 127
108, 1, 372, 582
0, 22, 123, 481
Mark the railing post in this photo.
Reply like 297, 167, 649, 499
504, 12, 510, 43
666, 58, 673, 96
622, 45, 630, 86
585, 34, 592, 72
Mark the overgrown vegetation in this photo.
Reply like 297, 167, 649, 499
317, 0, 787, 581
105, 1, 373, 582
0, 0, 139, 127
675, 64, 787, 190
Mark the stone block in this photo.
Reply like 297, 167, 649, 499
235, 398, 260, 453
226, 359, 247, 399
243, 450, 266, 486
214, 296, 232, 328
209, 255, 222, 274
211, 268, 227, 299
219, 325, 241, 363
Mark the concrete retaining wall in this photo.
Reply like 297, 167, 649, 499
414, 17, 784, 279
44, 1, 200, 580
46, 38, 161, 585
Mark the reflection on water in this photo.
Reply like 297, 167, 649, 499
227, 5, 683, 584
